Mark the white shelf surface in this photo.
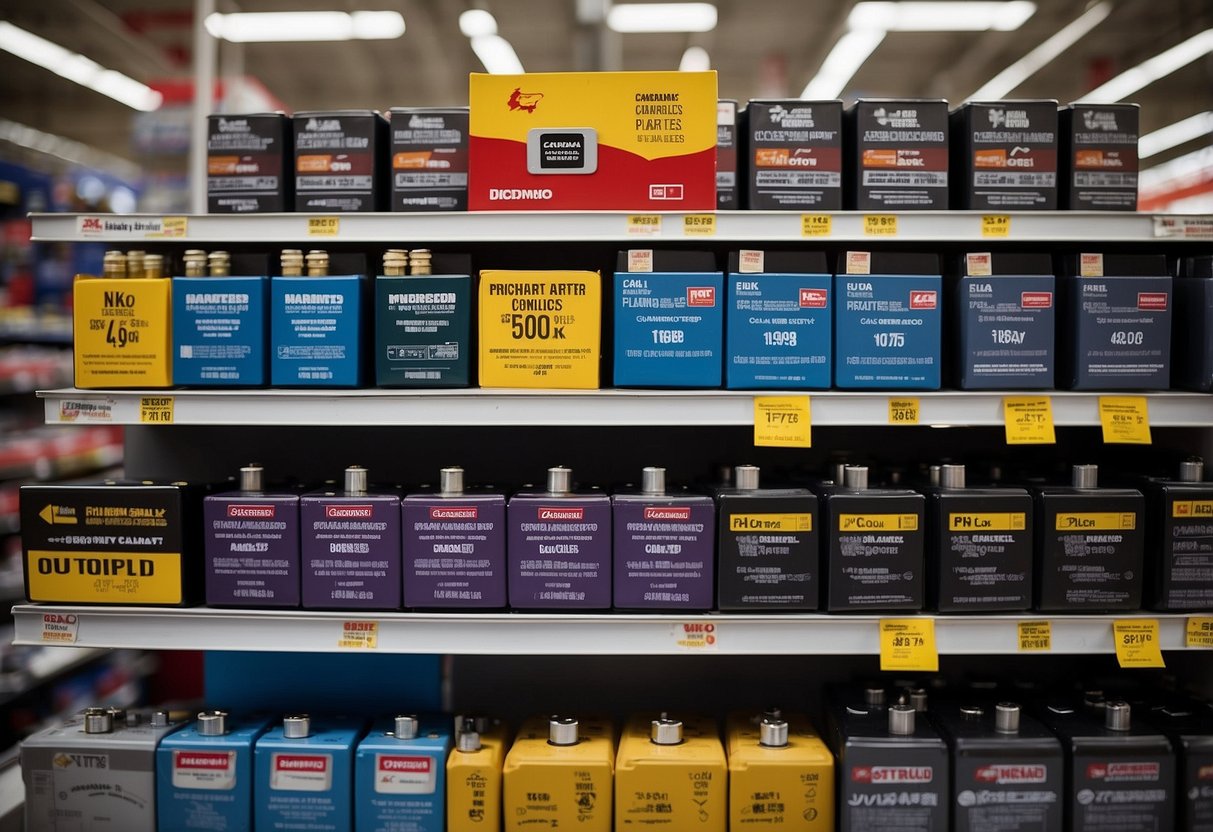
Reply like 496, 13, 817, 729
11, 605, 1201, 655
28, 211, 1213, 243
38, 388, 1213, 427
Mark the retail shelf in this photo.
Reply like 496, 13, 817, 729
10, 605, 1201, 655
36, 387, 1213, 427
28, 211, 1213, 244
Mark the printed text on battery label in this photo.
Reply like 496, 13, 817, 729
840, 514, 919, 531
1054, 513, 1136, 531
949, 513, 1026, 531
729, 514, 812, 532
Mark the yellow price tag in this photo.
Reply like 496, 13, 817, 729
308, 216, 340, 237
863, 215, 898, 237
981, 215, 1011, 238
160, 216, 188, 238
1003, 396, 1056, 445
801, 214, 832, 237
627, 214, 663, 236
683, 214, 716, 236
1099, 396, 1151, 445
879, 619, 938, 672
1186, 617, 1213, 648
1018, 620, 1052, 652
888, 397, 920, 425
754, 396, 811, 448
337, 620, 378, 649
1113, 619, 1165, 668
139, 396, 174, 424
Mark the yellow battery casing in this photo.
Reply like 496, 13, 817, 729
447, 722, 507, 832
502, 715, 614, 831
615, 714, 726, 831
478, 270, 601, 389
73, 275, 173, 388
726, 712, 835, 832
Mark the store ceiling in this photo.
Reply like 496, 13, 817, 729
2, 0, 1212, 173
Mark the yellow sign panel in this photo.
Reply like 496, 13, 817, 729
307, 216, 340, 237
801, 214, 832, 237
1186, 617, 1213, 648
863, 215, 898, 236
683, 214, 716, 236
981, 215, 1011, 238
1003, 396, 1056, 444
1099, 396, 1151, 444
337, 620, 378, 649
754, 396, 811, 447
1113, 619, 1165, 668
840, 514, 919, 532
888, 397, 920, 425
879, 619, 938, 672
729, 514, 813, 532
140, 396, 174, 424
627, 214, 663, 236
1018, 620, 1052, 652
73, 277, 173, 388
1055, 512, 1137, 532
26, 550, 183, 604
949, 512, 1026, 532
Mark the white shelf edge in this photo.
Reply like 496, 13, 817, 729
28, 211, 1213, 243
37, 388, 1213, 428
11, 605, 1202, 656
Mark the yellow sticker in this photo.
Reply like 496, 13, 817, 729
139, 396, 174, 424
671, 622, 718, 651
839, 514, 919, 532
159, 216, 188, 238
801, 214, 832, 237
729, 513, 813, 532
1055, 512, 1137, 532
1186, 617, 1213, 648
879, 619, 938, 672
754, 396, 811, 448
337, 620, 378, 649
981, 215, 1011, 238
1018, 620, 1052, 652
627, 214, 663, 236
863, 215, 898, 237
683, 214, 716, 236
888, 397, 920, 425
949, 512, 1027, 532
26, 550, 183, 604
1113, 619, 1165, 668
1003, 396, 1056, 445
1080, 252, 1104, 278
1174, 501, 1213, 519
307, 216, 340, 237
1099, 396, 1151, 444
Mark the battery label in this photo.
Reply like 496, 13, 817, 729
26, 550, 182, 603
729, 513, 812, 532
270, 753, 332, 791
1054, 512, 1137, 531
948, 512, 1026, 531
839, 514, 919, 531
1173, 500, 1213, 517
374, 754, 436, 794
73, 278, 172, 387
172, 750, 237, 790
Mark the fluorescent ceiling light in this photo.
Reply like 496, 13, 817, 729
679, 46, 711, 72
968, 1, 1110, 100
0, 117, 142, 181
204, 11, 406, 43
607, 3, 718, 33
1140, 145, 1213, 194
848, 1, 1035, 32
471, 34, 524, 74
801, 29, 886, 99
1139, 111, 1213, 159
459, 9, 498, 38
0, 21, 162, 111
1085, 28, 1213, 103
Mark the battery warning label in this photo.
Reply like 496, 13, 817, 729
26, 550, 182, 604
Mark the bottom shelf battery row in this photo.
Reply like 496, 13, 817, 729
19, 682, 1213, 832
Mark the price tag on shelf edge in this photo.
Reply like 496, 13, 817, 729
1113, 619, 1164, 668
1018, 620, 1052, 652
671, 622, 719, 651
139, 396, 174, 424
863, 214, 898, 237
40, 613, 79, 643
981, 214, 1011, 238
888, 397, 920, 425
1003, 396, 1056, 445
683, 214, 716, 237
801, 214, 832, 238
754, 396, 811, 448
1187, 617, 1213, 648
337, 620, 378, 649
627, 214, 663, 236
307, 216, 340, 237
879, 619, 938, 672
1098, 396, 1151, 445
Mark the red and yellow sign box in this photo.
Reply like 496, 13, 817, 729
469, 71, 718, 210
